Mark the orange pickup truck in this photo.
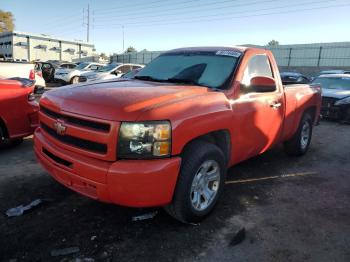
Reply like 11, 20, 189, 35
34, 47, 321, 222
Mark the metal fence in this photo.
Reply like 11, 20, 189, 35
111, 51, 162, 65
111, 42, 350, 68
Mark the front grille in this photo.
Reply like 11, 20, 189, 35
41, 122, 107, 154
43, 148, 72, 168
40, 105, 110, 132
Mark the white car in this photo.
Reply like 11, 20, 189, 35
54, 62, 104, 84
79, 63, 144, 83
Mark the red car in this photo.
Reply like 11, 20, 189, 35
0, 78, 39, 145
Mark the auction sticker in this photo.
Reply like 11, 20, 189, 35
216, 50, 241, 57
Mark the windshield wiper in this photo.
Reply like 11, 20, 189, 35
166, 77, 208, 88
134, 75, 164, 82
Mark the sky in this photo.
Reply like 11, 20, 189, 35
2, 0, 350, 54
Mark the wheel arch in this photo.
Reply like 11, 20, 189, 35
180, 129, 231, 166
0, 117, 9, 139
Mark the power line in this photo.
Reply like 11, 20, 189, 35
94, 2, 350, 29
93, 0, 191, 14
94, 0, 280, 22
93, 0, 335, 28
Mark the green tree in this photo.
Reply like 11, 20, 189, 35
267, 40, 279, 46
0, 10, 14, 33
125, 46, 137, 53
100, 52, 108, 60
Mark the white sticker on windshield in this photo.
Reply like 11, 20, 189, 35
216, 50, 241, 57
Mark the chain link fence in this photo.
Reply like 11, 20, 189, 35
110, 43, 350, 75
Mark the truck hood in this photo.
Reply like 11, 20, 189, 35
322, 88, 350, 99
41, 79, 212, 121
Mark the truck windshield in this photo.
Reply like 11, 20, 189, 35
135, 51, 240, 89
312, 77, 350, 90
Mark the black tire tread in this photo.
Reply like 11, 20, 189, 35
284, 113, 313, 156
165, 140, 226, 222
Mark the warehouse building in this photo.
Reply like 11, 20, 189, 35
0, 31, 96, 62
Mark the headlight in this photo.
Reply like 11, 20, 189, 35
118, 121, 171, 159
334, 96, 350, 106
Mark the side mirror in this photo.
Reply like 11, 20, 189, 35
250, 76, 276, 92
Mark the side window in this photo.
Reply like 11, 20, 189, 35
241, 55, 273, 88
89, 64, 98, 70
132, 65, 141, 70
118, 65, 131, 74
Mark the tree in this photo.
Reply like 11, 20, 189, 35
0, 10, 14, 33
125, 46, 137, 53
100, 52, 108, 60
267, 40, 279, 47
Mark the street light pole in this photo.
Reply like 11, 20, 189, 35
122, 25, 124, 53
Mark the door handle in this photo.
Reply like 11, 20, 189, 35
269, 101, 282, 109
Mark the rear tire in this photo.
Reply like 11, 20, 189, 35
165, 141, 226, 223
284, 113, 313, 156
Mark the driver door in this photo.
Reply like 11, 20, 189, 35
230, 53, 284, 163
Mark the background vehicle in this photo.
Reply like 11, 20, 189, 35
35, 62, 77, 82
79, 63, 144, 83
281, 72, 310, 85
0, 78, 39, 146
312, 74, 350, 122
0, 61, 44, 93
0, 61, 35, 80
54, 62, 104, 84
34, 46, 321, 222
121, 67, 143, 79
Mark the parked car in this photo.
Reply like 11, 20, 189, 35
312, 74, 350, 122
34, 46, 321, 222
0, 61, 44, 93
79, 63, 144, 83
121, 67, 143, 79
0, 78, 39, 146
0, 61, 35, 80
280, 72, 310, 85
35, 62, 77, 82
54, 62, 104, 84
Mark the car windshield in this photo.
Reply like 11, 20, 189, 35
135, 51, 241, 89
312, 77, 350, 90
76, 62, 89, 70
96, 63, 120, 72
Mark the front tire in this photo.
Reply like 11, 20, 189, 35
70, 76, 79, 84
284, 113, 313, 156
165, 141, 226, 223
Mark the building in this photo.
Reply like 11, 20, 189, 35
0, 31, 96, 62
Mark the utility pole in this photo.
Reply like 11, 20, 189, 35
122, 25, 124, 53
87, 4, 90, 42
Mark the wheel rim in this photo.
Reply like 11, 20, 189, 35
190, 160, 220, 211
72, 77, 79, 84
300, 121, 310, 149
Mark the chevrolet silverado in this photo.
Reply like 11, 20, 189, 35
34, 47, 321, 222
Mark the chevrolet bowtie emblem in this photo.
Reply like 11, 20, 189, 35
53, 120, 67, 135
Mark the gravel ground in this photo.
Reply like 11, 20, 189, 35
0, 121, 349, 262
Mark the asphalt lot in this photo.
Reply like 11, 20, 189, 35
0, 121, 349, 262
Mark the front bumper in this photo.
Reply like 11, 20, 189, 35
34, 127, 181, 207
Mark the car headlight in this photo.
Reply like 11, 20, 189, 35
118, 121, 171, 159
334, 96, 350, 106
